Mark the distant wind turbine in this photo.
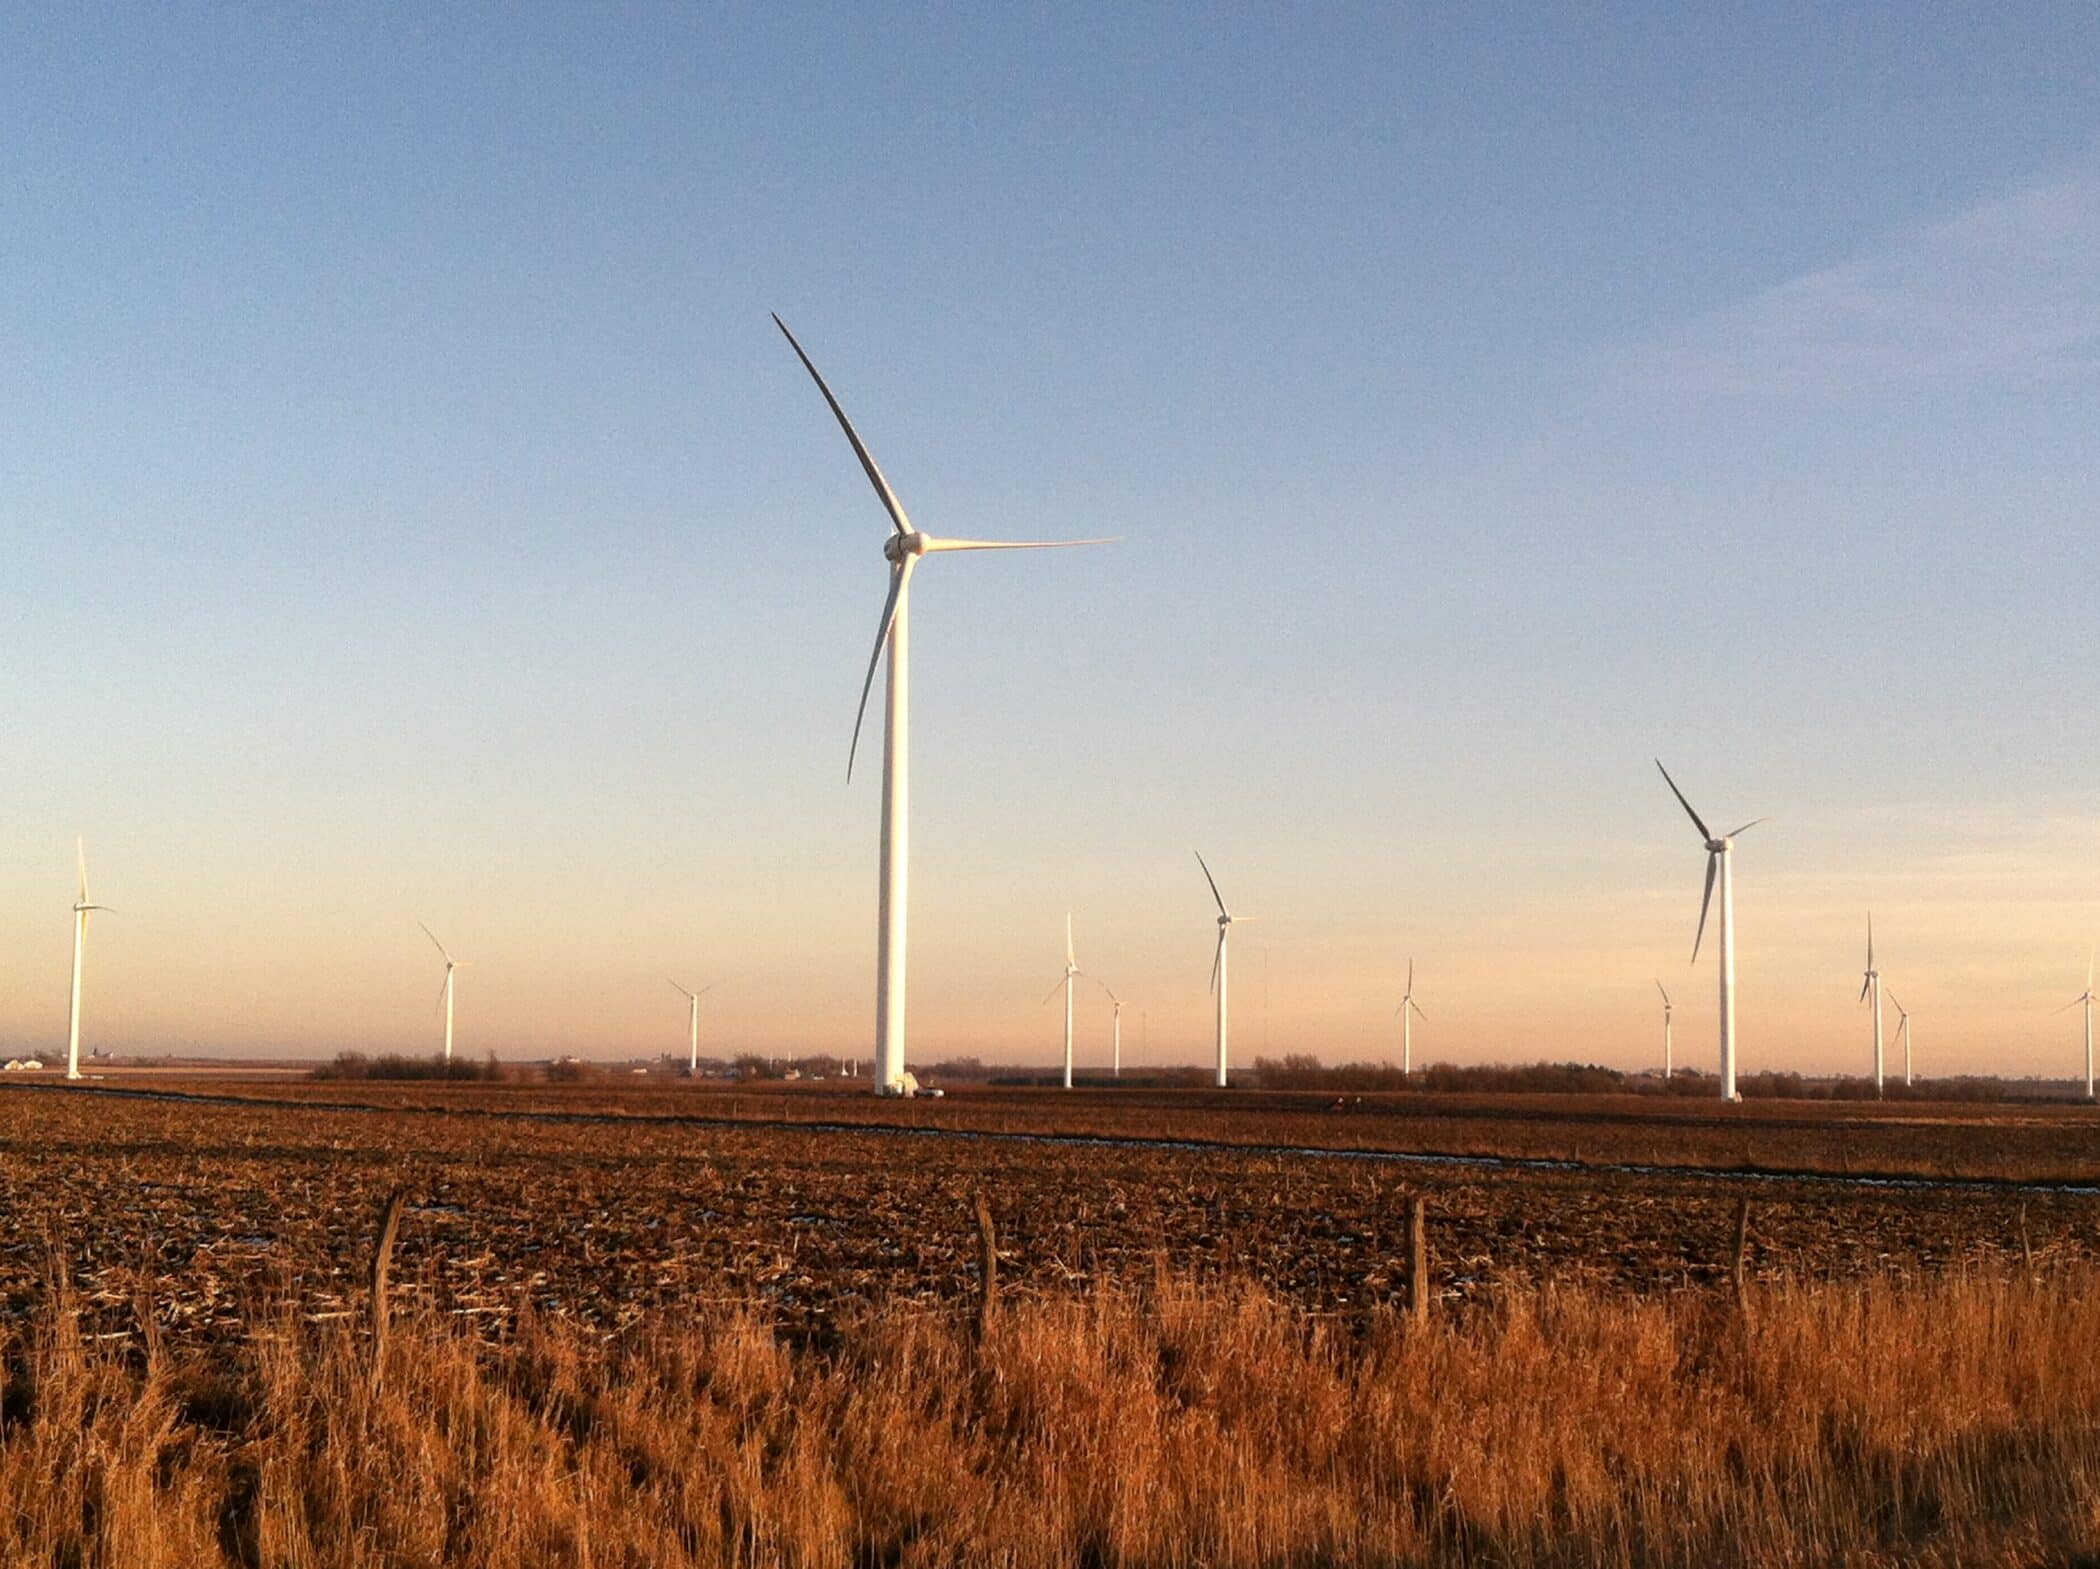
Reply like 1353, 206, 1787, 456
1196, 852, 1255, 1088
1094, 978, 1124, 1078
1656, 980, 1673, 1080
419, 923, 467, 1063
670, 979, 715, 1075
65, 838, 112, 1081
2060, 953, 2096, 1101
1656, 761, 1766, 1102
774, 314, 1110, 1097
1043, 914, 1083, 1089
1394, 960, 1426, 1074
1886, 989, 1912, 1088
1859, 915, 1883, 1097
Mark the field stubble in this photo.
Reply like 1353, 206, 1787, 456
5, 1082, 2100, 1565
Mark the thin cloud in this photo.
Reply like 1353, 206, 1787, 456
1625, 156, 2100, 397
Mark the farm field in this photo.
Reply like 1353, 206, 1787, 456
70, 1067, 2100, 1178
7, 1079, 2100, 1564
4, 1078, 2095, 1349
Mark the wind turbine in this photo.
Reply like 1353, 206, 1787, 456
65, 838, 112, 1081
1656, 979, 1673, 1080
1656, 761, 1765, 1102
419, 923, 467, 1063
1394, 959, 1426, 1074
1859, 914, 1883, 1097
1094, 977, 1124, 1078
1043, 914, 1082, 1089
670, 979, 714, 1075
2059, 953, 2096, 1101
1196, 852, 1255, 1088
775, 314, 1110, 1097
1886, 989, 1912, 1088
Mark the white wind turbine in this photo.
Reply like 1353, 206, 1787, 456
1656, 979, 1673, 1080
419, 923, 467, 1063
1094, 978, 1125, 1078
2059, 953, 2096, 1101
65, 838, 113, 1081
1859, 914, 1884, 1096
1196, 852, 1255, 1088
775, 315, 1110, 1097
1043, 914, 1083, 1089
1656, 761, 1765, 1103
1886, 989, 1913, 1089
670, 979, 715, 1075
1394, 959, 1426, 1074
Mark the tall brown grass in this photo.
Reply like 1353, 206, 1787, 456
5, 1266, 2097, 1566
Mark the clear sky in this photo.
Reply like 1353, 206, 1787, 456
3, 5, 2097, 1077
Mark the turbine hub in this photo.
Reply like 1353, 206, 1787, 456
1706, 838, 1728, 853
882, 532, 926, 563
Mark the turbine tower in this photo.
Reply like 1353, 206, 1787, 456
1094, 978, 1124, 1078
1043, 914, 1083, 1089
65, 838, 112, 1081
419, 923, 467, 1063
1394, 959, 1426, 1074
775, 315, 1109, 1097
1886, 990, 1912, 1089
1656, 761, 1765, 1103
2060, 954, 2097, 1101
670, 979, 714, 1075
1859, 915, 1883, 1097
1196, 852, 1254, 1088
1656, 979, 1673, 1080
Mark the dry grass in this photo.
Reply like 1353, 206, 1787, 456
5, 1265, 2099, 1566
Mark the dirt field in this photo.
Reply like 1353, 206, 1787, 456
5, 1078, 2095, 1350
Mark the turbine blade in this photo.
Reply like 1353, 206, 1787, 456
1859, 976, 1871, 1004
848, 561, 908, 781
1092, 975, 1118, 1006
1885, 991, 1905, 1016
1043, 976, 1066, 1006
1691, 851, 1717, 963
1066, 913, 1075, 970
1194, 851, 1228, 917
1866, 912, 1874, 969
1655, 979, 1670, 1008
2055, 996, 2085, 1014
76, 837, 88, 906
1724, 818, 1769, 838
670, 978, 697, 1000
1654, 760, 1713, 841
1410, 998, 1428, 1022
418, 922, 452, 963
1209, 930, 1223, 993
772, 314, 912, 537
1408, 957, 1415, 992
919, 536, 1115, 552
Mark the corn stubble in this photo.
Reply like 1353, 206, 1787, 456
3, 1265, 2096, 1566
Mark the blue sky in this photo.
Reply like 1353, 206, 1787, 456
3, 5, 2097, 1074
